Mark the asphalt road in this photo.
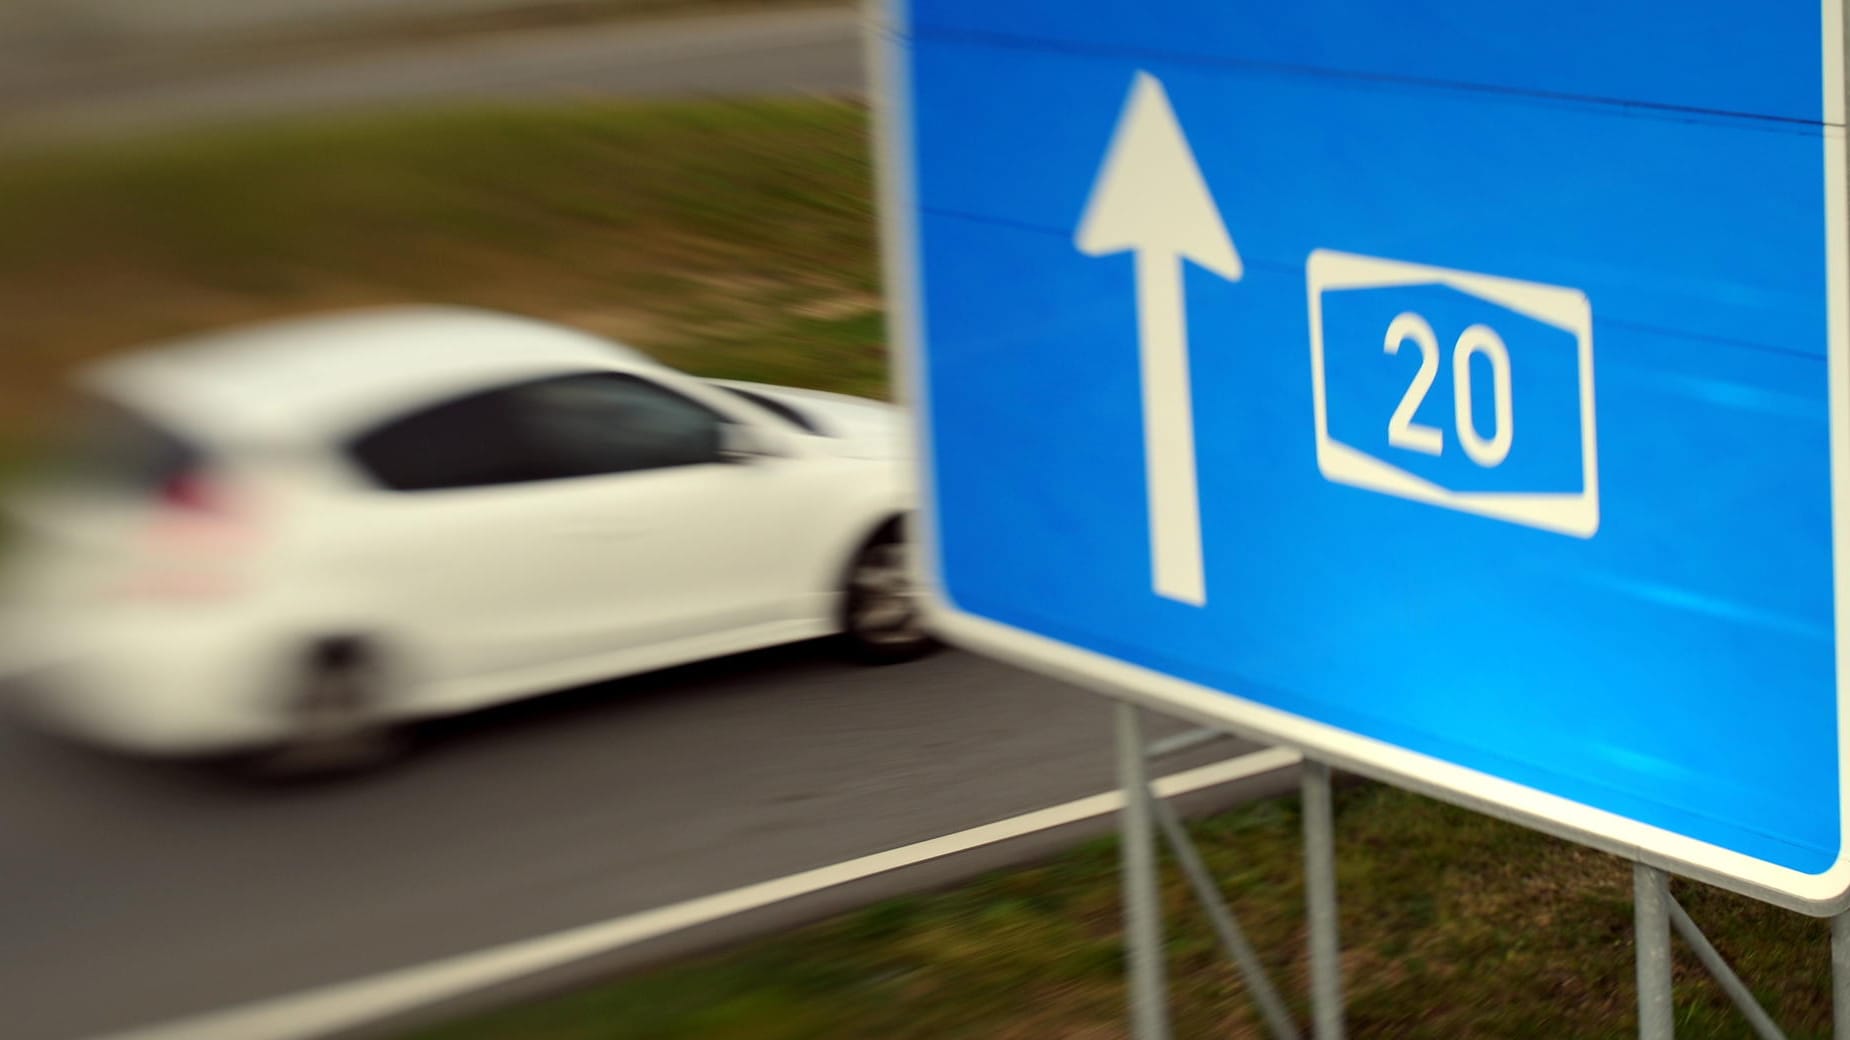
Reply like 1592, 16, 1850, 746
0, 642, 1283, 1040
0, 6, 865, 142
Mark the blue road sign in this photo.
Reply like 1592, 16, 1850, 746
874, 0, 1850, 911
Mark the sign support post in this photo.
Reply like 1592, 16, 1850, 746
1665, 894, 1789, 1039
1148, 794, 1299, 1039
1834, 913, 1850, 1038
1635, 865, 1675, 1039
1302, 761, 1347, 1040
1117, 704, 1172, 1040
1120, 728, 1825, 1036
1142, 731, 1301, 1040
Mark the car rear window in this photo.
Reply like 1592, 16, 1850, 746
38, 396, 205, 496
348, 386, 536, 492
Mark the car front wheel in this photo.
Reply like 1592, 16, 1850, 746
841, 525, 936, 664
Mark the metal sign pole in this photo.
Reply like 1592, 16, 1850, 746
1834, 912, 1850, 1039
1634, 864, 1675, 1040
1117, 704, 1172, 1040
1149, 791, 1301, 1040
1302, 759, 1346, 1040
1664, 895, 1787, 1040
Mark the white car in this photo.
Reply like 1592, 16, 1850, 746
0, 306, 930, 773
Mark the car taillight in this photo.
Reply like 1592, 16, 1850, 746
119, 472, 259, 600
158, 471, 228, 515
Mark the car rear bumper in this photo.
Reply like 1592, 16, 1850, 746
5, 612, 293, 757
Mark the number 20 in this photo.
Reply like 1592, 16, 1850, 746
1383, 311, 1513, 467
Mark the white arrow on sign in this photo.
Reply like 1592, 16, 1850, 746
1077, 71, 1242, 607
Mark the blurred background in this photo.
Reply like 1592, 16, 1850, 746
0, 4, 1284, 1039
0, 0, 872, 470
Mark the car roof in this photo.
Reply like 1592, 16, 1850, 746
79, 306, 655, 443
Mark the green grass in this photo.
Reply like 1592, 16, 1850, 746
0, 98, 884, 437
408, 782, 1836, 1040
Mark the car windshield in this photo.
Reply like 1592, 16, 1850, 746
706, 382, 825, 435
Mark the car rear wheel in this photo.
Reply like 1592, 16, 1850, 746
243, 641, 405, 781
841, 524, 936, 664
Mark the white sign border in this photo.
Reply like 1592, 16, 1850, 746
868, 0, 1850, 915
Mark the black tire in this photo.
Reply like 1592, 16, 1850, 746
240, 640, 406, 781
840, 522, 937, 665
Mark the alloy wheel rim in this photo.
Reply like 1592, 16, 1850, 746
852, 543, 923, 646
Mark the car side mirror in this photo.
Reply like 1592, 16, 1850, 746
719, 423, 782, 463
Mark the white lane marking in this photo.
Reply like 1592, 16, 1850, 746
98, 747, 1301, 1040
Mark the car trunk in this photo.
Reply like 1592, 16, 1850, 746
0, 395, 250, 633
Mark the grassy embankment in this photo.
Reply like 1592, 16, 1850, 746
408, 780, 1836, 1040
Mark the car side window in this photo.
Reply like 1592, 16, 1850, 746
348, 373, 727, 492
506, 373, 724, 478
348, 387, 548, 492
